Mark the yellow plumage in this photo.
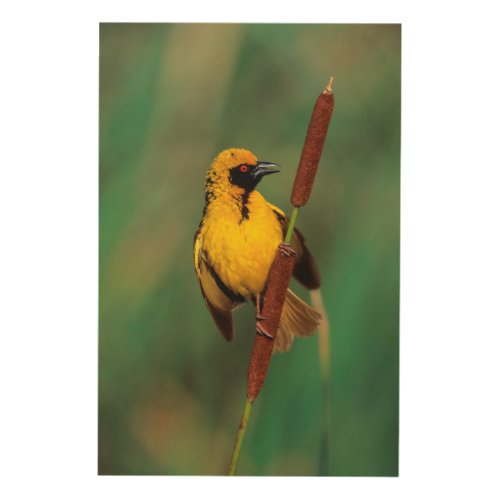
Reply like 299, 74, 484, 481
201, 189, 282, 298
194, 148, 321, 352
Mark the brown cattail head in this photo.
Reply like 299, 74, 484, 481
247, 248, 296, 401
291, 78, 334, 207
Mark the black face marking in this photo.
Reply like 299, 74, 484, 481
228, 161, 280, 222
229, 164, 259, 223
240, 191, 250, 221
229, 161, 280, 191
229, 163, 259, 191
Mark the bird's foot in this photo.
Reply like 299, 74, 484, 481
278, 242, 298, 258
256, 320, 274, 340
255, 293, 264, 318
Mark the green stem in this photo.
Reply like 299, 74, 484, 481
228, 397, 253, 475
285, 206, 300, 244
310, 289, 332, 474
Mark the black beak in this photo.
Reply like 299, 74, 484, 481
252, 161, 280, 179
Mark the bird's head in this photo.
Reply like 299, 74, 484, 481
206, 148, 280, 197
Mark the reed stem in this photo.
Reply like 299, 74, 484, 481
285, 206, 299, 244
310, 288, 332, 474
228, 397, 253, 475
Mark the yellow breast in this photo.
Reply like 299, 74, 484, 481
200, 191, 283, 299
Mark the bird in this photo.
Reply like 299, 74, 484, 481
194, 148, 321, 352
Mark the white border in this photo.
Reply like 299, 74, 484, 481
1, 2, 499, 499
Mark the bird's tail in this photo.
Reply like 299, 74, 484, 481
274, 289, 322, 353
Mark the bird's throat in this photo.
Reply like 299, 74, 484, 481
204, 181, 253, 225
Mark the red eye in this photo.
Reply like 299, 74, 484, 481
240, 165, 248, 172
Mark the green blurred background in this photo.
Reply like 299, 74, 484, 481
99, 23, 400, 476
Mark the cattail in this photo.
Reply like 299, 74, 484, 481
228, 77, 335, 474
291, 77, 334, 207
247, 77, 335, 402
247, 249, 296, 401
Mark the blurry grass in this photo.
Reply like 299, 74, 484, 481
99, 23, 400, 476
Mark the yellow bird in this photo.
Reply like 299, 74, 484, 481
194, 148, 321, 352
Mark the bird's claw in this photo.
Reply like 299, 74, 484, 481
278, 242, 298, 258
256, 321, 274, 340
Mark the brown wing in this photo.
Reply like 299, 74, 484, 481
268, 203, 321, 290
291, 227, 321, 289
194, 230, 241, 341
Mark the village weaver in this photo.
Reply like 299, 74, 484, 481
194, 148, 321, 352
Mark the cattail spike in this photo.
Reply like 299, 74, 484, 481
291, 85, 334, 207
325, 76, 334, 94
247, 249, 296, 401
229, 76, 336, 475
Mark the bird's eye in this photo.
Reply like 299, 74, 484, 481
240, 165, 248, 172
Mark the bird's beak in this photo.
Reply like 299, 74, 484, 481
252, 161, 281, 179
